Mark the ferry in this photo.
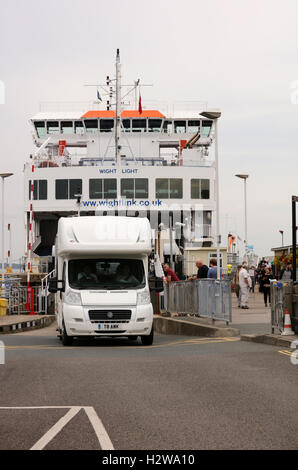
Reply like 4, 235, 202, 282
24, 50, 223, 277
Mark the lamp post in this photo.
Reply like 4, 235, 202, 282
201, 109, 222, 279
0, 173, 13, 294
235, 174, 249, 262
292, 196, 298, 282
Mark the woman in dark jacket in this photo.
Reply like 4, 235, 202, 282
261, 268, 273, 307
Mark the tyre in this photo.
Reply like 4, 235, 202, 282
61, 321, 74, 346
141, 325, 154, 346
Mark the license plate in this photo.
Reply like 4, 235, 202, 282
98, 323, 120, 330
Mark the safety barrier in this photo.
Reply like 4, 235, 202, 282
165, 279, 232, 324
8, 285, 46, 315
271, 281, 295, 334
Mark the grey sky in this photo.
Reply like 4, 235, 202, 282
0, 0, 298, 260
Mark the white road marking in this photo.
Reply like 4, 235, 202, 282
84, 406, 114, 450
0, 406, 114, 450
30, 406, 81, 450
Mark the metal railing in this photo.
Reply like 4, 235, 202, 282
40, 269, 56, 314
165, 279, 232, 324
271, 280, 293, 333
8, 285, 45, 315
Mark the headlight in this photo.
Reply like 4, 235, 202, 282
65, 290, 82, 306
137, 291, 151, 305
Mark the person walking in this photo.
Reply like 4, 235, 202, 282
261, 267, 273, 307
234, 265, 242, 308
249, 265, 256, 293
239, 262, 250, 309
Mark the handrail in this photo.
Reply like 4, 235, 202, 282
41, 269, 56, 290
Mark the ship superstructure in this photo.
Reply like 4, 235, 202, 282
24, 50, 218, 270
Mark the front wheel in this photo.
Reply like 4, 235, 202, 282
61, 321, 74, 346
141, 325, 154, 346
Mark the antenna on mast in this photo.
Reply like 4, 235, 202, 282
115, 48, 121, 167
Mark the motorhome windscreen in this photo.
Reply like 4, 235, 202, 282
68, 259, 145, 290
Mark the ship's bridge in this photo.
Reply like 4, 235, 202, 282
30, 109, 214, 168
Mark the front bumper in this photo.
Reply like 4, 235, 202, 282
62, 303, 153, 337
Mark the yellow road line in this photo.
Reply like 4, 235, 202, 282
5, 337, 240, 351
278, 350, 292, 357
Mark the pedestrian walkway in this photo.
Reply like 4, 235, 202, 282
168, 292, 271, 336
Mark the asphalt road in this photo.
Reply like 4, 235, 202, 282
0, 324, 297, 450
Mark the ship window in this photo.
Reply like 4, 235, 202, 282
156, 179, 169, 199
132, 119, 146, 132
188, 120, 200, 133
174, 121, 186, 133
55, 180, 68, 199
84, 119, 98, 132
121, 179, 134, 199
120, 179, 148, 199
55, 179, 82, 199
100, 119, 114, 132
162, 120, 173, 134
39, 180, 48, 200
47, 121, 59, 134
169, 179, 183, 198
89, 179, 103, 199
122, 119, 131, 132
148, 119, 162, 132
104, 179, 117, 199
135, 179, 148, 198
201, 120, 212, 137
34, 122, 46, 138
61, 121, 73, 134
29, 180, 47, 200
201, 179, 210, 199
156, 178, 183, 199
69, 179, 82, 199
191, 179, 210, 199
75, 121, 84, 135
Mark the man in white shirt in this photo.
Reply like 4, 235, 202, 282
239, 262, 250, 309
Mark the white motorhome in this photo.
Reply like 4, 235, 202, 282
49, 216, 163, 346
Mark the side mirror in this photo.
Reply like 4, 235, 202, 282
149, 276, 164, 293
48, 277, 65, 293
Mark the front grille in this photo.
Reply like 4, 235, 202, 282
88, 310, 132, 321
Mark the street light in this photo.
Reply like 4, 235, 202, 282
235, 174, 249, 262
200, 109, 222, 279
0, 172, 13, 294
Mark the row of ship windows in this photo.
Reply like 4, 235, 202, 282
29, 178, 210, 200
34, 119, 213, 137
